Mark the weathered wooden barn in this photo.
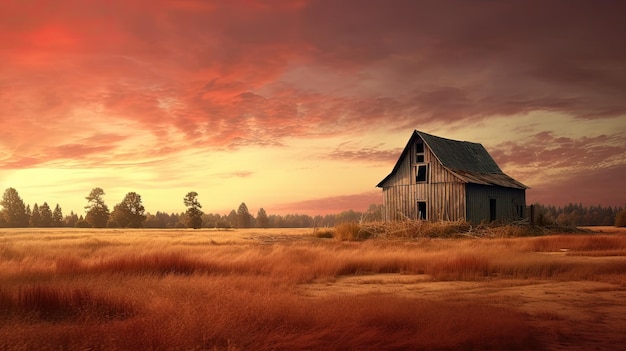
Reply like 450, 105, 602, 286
376, 130, 527, 223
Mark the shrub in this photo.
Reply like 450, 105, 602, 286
615, 210, 626, 227
334, 222, 370, 241
106, 219, 120, 228
314, 228, 334, 239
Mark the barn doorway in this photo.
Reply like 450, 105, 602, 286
489, 199, 497, 222
417, 201, 427, 220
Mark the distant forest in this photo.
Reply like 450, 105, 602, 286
0, 187, 624, 228
532, 203, 624, 227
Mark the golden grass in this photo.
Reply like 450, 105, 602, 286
1, 228, 625, 350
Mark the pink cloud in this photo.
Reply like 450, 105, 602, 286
325, 143, 401, 163
3, 0, 624, 149
271, 190, 382, 216
490, 132, 626, 170
0, 0, 624, 211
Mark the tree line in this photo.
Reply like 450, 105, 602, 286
532, 203, 625, 227
1, 187, 624, 228
0, 187, 383, 229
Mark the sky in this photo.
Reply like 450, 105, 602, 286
1, 0, 625, 217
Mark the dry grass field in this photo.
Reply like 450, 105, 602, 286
1, 226, 626, 350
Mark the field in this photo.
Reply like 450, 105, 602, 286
1, 227, 626, 350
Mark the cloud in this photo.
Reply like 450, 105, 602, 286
0, 133, 129, 170
0, 0, 624, 212
527, 164, 626, 207
3, 1, 624, 150
490, 132, 626, 171
271, 190, 382, 215
214, 171, 254, 179
324, 142, 401, 163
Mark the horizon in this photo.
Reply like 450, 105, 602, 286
1, 1, 625, 217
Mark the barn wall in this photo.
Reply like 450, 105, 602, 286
380, 137, 467, 221
465, 184, 526, 224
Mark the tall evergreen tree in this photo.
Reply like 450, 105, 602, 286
52, 204, 63, 227
40, 202, 53, 227
1, 188, 29, 227
183, 191, 203, 229
237, 202, 252, 228
30, 203, 42, 227
227, 210, 238, 228
85, 187, 110, 228
256, 208, 269, 228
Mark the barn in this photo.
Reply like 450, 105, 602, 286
376, 130, 528, 224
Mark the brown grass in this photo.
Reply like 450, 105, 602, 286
1, 228, 625, 350
0, 285, 135, 322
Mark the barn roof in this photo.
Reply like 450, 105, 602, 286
376, 130, 528, 189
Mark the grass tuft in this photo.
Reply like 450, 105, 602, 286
3, 285, 135, 321
313, 228, 334, 239
89, 252, 207, 275
334, 222, 370, 241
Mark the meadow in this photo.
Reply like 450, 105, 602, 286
1, 227, 626, 350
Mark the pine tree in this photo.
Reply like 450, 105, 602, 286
227, 210, 238, 228
40, 202, 53, 227
1, 188, 29, 227
183, 192, 203, 229
30, 203, 42, 227
256, 208, 269, 228
237, 202, 252, 228
85, 188, 110, 228
52, 204, 63, 227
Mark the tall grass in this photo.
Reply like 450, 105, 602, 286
1, 228, 625, 350
0, 278, 535, 350
0, 285, 134, 321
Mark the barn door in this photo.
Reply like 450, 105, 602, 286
489, 199, 496, 222
417, 201, 427, 220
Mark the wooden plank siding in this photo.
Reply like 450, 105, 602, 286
465, 184, 526, 223
380, 137, 468, 222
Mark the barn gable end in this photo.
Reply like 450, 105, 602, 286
377, 130, 527, 223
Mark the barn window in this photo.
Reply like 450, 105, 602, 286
415, 142, 425, 163
416, 165, 428, 183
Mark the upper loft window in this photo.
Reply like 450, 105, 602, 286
416, 164, 428, 183
415, 142, 425, 163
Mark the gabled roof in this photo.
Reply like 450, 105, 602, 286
376, 130, 528, 189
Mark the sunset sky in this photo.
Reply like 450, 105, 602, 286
1, 0, 625, 217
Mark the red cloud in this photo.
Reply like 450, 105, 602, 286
0, 0, 624, 210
